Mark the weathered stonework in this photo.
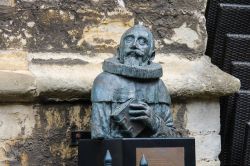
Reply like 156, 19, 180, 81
0, 0, 240, 165
0, 50, 28, 70
0, 104, 91, 165
172, 99, 221, 165
0, 99, 220, 165
0, 70, 36, 102
0, 0, 15, 7
0, 51, 240, 103
77, 8, 134, 51
0, 0, 206, 58
185, 99, 221, 165
0, 50, 239, 165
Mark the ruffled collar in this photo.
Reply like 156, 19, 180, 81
102, 57, 163, 79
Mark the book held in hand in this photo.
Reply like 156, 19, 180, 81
111, 98, 145, 137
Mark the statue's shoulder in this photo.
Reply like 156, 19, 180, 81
157, 79, 171, 104
96, 71, 120, 80
158, 79, 168, 91
92, 72, 122, 89
91, 72, 125, 102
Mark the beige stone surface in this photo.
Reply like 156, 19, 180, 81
197, 160, 220, 166
77, 8, 134, 50
0, 105, 36, 140
0, 70, 36, 102
0, 0, 15, 7
0, 103, 90, 165
185, 99, 220, 134
184, 99, 221, 165
0, 50, 28, 70
158, 54, 240, 98
28, 53, 102, 101
0, 140, 18, 164
164, 22, 201, 49
194, 134, 221, 161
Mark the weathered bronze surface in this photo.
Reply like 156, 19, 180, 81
91, 25, 178, 138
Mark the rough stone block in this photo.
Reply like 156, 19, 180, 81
0, 50, 28, 70
185, 99, 220, 134
0, 70, 36, 102
0, 103, 91, 165
28, 53, 102, 101
0, 105, 36, 139
181, 99, 221, 166
159, 55, 240, 98
77, 9, 134, 51
194, 134, 221, 161
197, 160, 220, 166
0, 0, 15, 7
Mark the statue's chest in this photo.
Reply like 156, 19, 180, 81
113, 80, 159, 103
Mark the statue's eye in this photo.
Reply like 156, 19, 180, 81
138, 38, 147, 45
125, 36, 134, 43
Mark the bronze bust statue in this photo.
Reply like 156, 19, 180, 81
91, 25, 177, 139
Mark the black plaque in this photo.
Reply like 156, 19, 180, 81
78, 136, 195, 166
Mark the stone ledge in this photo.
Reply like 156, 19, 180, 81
160, 55, 240, 98
0, 51, 240, 102
0, 70, 36, 102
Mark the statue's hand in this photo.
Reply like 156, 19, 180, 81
129, 102, 158, 131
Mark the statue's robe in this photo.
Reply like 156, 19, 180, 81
91, 71, 176, 139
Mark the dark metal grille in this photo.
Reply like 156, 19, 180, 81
230, 91, 250, 165
219, 95, 236, 164
244, 122, 250, 165
205, 1, 250, 165
211, 4, 250, 67
222, 34, 250, 73
206, 0, 250, 57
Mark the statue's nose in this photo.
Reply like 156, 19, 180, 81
130, 40, 137, 49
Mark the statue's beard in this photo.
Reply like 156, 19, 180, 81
123, 50, 147, 66
124, 56, 141, 66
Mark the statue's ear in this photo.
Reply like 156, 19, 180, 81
117, 47, 124, 64
116, 47, 120, 58
149, 50, 155, 63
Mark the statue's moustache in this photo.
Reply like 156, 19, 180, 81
126, 49, 144, 57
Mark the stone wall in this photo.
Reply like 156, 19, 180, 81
0, 99, 221, 166
0, 0, 207, 57
0, 103, 91, 165
0, 0, 240, 166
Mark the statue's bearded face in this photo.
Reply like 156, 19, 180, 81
118, 25, 155, 66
